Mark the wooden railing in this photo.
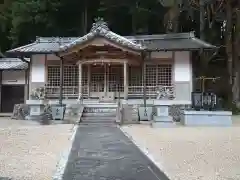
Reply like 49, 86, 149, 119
45, 86, 88, 98
44, 85, 175, 99
128, 85, 175, 98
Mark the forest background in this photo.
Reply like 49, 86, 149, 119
0, 0, 239, 110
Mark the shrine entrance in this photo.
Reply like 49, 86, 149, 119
56, 19, 145, 101
88, 64, 124, 99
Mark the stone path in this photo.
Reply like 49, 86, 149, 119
62, 124, 170, 180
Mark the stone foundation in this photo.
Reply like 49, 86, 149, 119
11, 103, 82, 124
181, 110, 232, 126
11, 104, 30, 120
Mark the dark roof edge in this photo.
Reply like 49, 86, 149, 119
6, 42, 38, 53
5, 51, 57, 56
146, 47, 217, 52
191, 37, 217, 48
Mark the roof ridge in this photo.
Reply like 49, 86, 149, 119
36, 37, 78, 43
32, 31, 196, 43
59, 25, 145, 51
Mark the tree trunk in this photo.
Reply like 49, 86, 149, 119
225, 0, 236, 109
198, 0, 209, 78
199, 0, 205, 40
81, 1, 88, 35
232, 9, 240, 107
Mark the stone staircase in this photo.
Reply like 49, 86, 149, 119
80, 105, 117, 124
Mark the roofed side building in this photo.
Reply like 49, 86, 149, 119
0, 57, 29, 113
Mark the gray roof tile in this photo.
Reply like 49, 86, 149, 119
0, 58, 28, 70
6, 21, 216, 54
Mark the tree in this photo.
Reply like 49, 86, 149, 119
9, 0, 60, 47
158, 0, 183, 33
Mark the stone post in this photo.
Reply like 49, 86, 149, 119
87, 64, 91, 98
123, 61, 128, 100
78, 63, 82, 99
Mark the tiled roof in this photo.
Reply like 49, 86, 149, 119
6, 20, 216, 54
59, 20, 144, 52
0, 58, 29, 70
126, 32, 216, 51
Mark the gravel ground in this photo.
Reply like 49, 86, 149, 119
121, 118, 240, 180
0, 118, 74, 180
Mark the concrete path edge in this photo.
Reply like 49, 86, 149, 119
52, 124, 78, 180
119, 126, 171, 180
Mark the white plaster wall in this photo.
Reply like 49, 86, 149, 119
31, 54, 46, 82
2, 71, 25, 85
174, 51, 191, 82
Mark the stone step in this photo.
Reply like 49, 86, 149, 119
84, 104, 118, 108
79, 122, 116, 126
81, 116, 116, 121
83, 108, 117, 113
80, 119, 115, 124
82, 112, 116, 117
80, 119, 115, 123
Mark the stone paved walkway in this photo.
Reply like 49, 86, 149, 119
62, 124, 170, 180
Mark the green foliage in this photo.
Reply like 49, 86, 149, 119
0, 0, 238, 108
8, 0, 60, 47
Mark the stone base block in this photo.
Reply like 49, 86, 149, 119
181, 110, 232, 126
151, 121, 176, 128
122, 105, 140, 124
12, 104, 29, 120
138, 107, 152, 121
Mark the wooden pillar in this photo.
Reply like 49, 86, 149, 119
104, 64, 107, 93
0, 71, 2, 112
87, 64, 91, 98
78, 63, 82, 99
142, 51, 147, 116
59, 57, 64, 105
124, 61, 128, 100
24, 68, 29, 102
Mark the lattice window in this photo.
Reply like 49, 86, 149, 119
145, 64, 172, 86
47, 65, 79, 86
108, 65, 124, 92
47, 65, 79, 97
157, 64, 172, 86
129, 66, 142, 86
63, 65, 78, 86
91, 66, 104, 92
47, 66, 60, 86
146, 65, 157, 86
